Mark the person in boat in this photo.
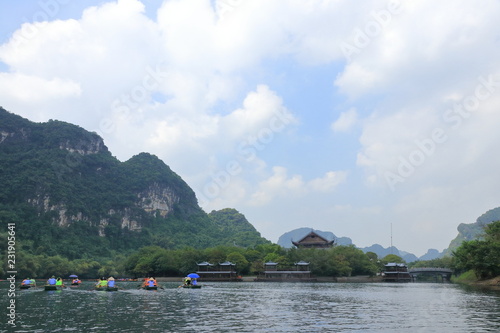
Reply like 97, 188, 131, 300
72, 277, 81, 284
21, 278, 35, 287
30, 278, 37, 286
47, 276, 57, 285
183, 277, 192, 286
56, 277, 65, 288
96, 277, 108, 288
191, 278, 198, 286
107, 277, 115, 288
145, 277, 156, 288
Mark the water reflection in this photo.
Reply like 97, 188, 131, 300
1, 281, 499, 332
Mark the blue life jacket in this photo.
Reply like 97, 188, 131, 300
48, 278, 56, 285
107, 280, 115, 287
148, 280, 155, 287
23, 280, 31, 285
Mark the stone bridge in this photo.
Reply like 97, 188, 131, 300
408, 267, 453, 282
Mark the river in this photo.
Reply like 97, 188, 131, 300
1, 281, 500, 332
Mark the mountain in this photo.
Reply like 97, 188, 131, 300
0, 108, 269, 259
277, 228, 353, 248
444, 206, 500, 255
418, 249, 443, 261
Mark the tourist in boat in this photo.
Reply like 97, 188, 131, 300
47, 276, 57, 285
107, 277, 115, 288
191, 278, 198, 286
183, 277, 192, 286
146, 277, 156, 288
96, 277, 108, 288
72, 277, 81, 285
21, 278, 35, 288
56, 277, 65, 288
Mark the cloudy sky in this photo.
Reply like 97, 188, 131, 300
1, 0, 500, 256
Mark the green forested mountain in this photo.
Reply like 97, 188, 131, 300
0, 108, 269, 262
444, 206, 500, 255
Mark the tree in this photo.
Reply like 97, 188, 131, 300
452, 220, 500, 279
381, 254, 405, 264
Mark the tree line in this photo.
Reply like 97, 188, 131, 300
2, 240, 387, 279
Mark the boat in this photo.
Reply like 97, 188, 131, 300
181, 285, 202, 289
142, 286, 158, 290
44, 285, 58, 291
20, 285, 33, 289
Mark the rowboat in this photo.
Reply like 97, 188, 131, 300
20, 285, 33, 289
182, 285, 202, 289
142, 286, 158, 290
44, 285, 58, 291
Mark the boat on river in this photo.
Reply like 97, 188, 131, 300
181, 285, 202, 289
142, 286, 158, 290
20, 285, 33, 290
44, 285, 58, 291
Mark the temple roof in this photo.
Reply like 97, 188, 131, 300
292, 231, 334, 247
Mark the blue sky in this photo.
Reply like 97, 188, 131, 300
1, 0, 500, 256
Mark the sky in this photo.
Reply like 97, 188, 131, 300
1, 0, 500, 257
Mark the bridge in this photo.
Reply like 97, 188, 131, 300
408, 267, 453, 282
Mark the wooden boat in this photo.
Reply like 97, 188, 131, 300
20, 285, 33, 289
142, 286, 158, 290
44, 285, 58, 291
181, 285, 202, 289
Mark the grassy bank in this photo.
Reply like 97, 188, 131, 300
452, 270, 500, 289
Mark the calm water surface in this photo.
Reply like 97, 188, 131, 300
1, 281, 499, 332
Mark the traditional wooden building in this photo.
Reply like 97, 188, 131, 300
292, 231, 334, 248
196, 261, 242, 281
382, 263, 411, 282
255, 261, 316, 282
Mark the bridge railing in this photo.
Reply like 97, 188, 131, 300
408, 267, 453, 273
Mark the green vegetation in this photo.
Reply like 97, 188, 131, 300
452, 220, 500, 280
408, 256, 453, 269
450, 270, 477, 283
121, 244, 379, 278
0, 108, 269, 278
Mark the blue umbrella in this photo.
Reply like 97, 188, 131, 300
69, 274, 78, 278
187, 273, 199, 278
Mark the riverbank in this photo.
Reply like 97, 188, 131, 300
452, 271, 500, 290
468, 276, 500, 289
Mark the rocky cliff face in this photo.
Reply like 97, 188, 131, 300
137, 183, 180, 218
0, 108, 198, 237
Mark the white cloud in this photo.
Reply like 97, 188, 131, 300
248, 167, 346, 206
331, 107, 358, 133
